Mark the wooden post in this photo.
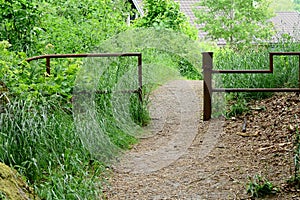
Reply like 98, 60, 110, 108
202, 52, 213, 121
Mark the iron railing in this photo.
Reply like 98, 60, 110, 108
202, 52, 300, 121
26, 53, 143, 101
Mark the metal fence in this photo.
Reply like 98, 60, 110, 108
26, 53, 143, 101
202, 52, 300, 121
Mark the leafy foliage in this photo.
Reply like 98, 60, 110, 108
0, 41, 80, 108
0, 0, 130, 54
134, 0, 198, 40
0, 0, 41, 52
0, 43, 141, 198
225, 94, 249, 118
35, 0, 130, 54
194, 0, 275, 46
247, 175, 277, 198
294, 0, 300, 12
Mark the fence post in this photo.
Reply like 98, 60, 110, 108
202, 52, 213, 121
46, 57, 51, 75
138, 54, 143, 102
299, 55, 300, 89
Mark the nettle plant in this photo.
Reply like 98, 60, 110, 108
0, 41, 80, 107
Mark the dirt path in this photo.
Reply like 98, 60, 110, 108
115, 80, 202, 174
105, 80, 228, 199
104, 81, 300, 199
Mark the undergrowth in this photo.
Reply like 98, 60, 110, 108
0, 42, 149, 198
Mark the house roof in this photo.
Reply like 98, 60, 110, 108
174, 0, 198, 23
129, 0, 144, 16
132, 0, 300, 44
269, 11, 300, 42
173, 0, 207, 39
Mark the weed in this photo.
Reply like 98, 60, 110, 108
129, 90, 151, 127
247, 175, 278, 198
0, 100, 106, 199
224, 93, 249, 118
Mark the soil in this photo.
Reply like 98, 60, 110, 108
104, 80, 300, 199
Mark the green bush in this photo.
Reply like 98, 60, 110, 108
35, 0, 130, 54
0, 42, 144, 198
133, 0, 198, 40
0, 0, 41, 52
0, 41, 80, 108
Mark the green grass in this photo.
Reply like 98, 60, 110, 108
0, 101, 106, 199
0, 56, 150, 198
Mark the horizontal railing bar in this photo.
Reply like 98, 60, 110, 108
212, 69, 272, 74
26, 53, 142, 62
73, 89, 139, 95
270, 52, 300, 56
213, 88, 300, 92
202, 51, 300, 120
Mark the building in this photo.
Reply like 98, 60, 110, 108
131, 0, 300, 45
128, 0, 144, 25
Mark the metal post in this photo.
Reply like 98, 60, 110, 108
138, 54, 143, 102
46, 57, 51, 75
202, 52, 213, 121
299, 55, 300, 89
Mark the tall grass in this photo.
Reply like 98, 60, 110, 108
214, 42, 300, 99
0, 100, 106, 199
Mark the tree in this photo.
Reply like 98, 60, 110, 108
36, 0, 130, 54
294, 0, 300, 12
133, 0, 198, 40
193, 0, 275, 45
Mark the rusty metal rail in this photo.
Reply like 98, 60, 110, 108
202, 52, 300, 121
26, 53, 143, 101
